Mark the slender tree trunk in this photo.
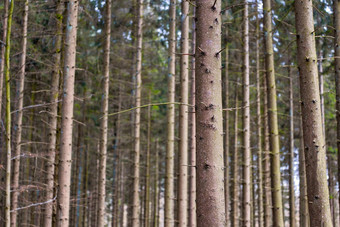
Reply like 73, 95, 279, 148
255, 2, 263, 226
333, 1, 340, 226
188, 6, 196, 227
288, 63, 296, 227
0, 0, 8, 123
153, 140, 160, 227
97, 0, 112, 225
43, 2, 64, 226
262, 0, 284, 225
299, 110, 310, 227
144, 92, 152, 227
178, 0, 189, 225
132, 0, 143, 225
195, 1, 225, 226
294, 1, 333, 226
56, 0, 79, 225
165, 0, 176, 226
10, 1, 28, 225
4, 0, 15, 226
263, 69, 272, 227
231, 84, 239, 227
242, 1, 251, 226
224, 24, 230, 227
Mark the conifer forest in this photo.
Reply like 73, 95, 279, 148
1, 0, 340, 226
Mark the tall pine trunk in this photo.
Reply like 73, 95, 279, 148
177, 0, 189, 225
11, 1, 28, 225
195, 0, 225, 225
294, 1, 333, 226
56, 1, 79, 225
262, 0, 284, 225
0, 0, 8, 124
165, 0, 176, 226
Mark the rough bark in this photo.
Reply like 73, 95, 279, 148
294, 1, 333, 226
43, 1, 64, 226
288, 63, 296, 227
11, 1, 28, 225
188, 6, 196, 227
56, 0, 79, 225
4, 0, 14, 226
177, 0, 190, 225
195, 0, 225, 226
97, 0, 111, 225
334, 1, 340, 226
242, 1, 251, 226
262, 0, 284, 225
132, 0, 143, 225
165, 0, 176, 226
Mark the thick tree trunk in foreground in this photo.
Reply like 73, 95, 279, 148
165, 0, 176, 226
294, 1, 333, 226
97, 0, 112, 225
334, 1, 340, 226
56, 1, 79, 226
11, 1, 28, 226
4, 0, 15, 226
177, 0, 189, 225
262, 0, 284, 225
132, 0, 143, 225
195, 0, 225, 226
43, 1, 64, 226
242, 1, 251, 226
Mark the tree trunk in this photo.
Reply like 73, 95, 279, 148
177, 0, 190, 225
144, 92, 151, 227
288, 63, 296, 227
255, 2, 263, 226
97, 0, 111, 225
0, 0, 8, 126
294, 1, 333, 226
242, 1, 251, 226
152, 140, 160, 227
231, 84, 239, 227
333, 1, 340, 226
132, 0, 143, 225
195, 0, 225, 226
4, 0, 15, 226
43, 1, 64, 226
56, 0, 79, 225
11, 1, 28, 225
188, 6, 196, 227
165, 0, 176, 226
262, 0, 284, 225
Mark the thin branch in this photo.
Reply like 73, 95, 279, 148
10, 195, 57, 212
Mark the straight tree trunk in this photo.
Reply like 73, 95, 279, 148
262, 0, 284, 225
165, 0, 176, 226
178, 0, 190, 225
299, 111, 310, 227
97, 0, 112, 225
263, 68, 272, 227
43, 1, 64, 226
0, 0, 8, 123
242, 1, 251, 226
56, 0, 79, 225
255, 2, 263, 226
132, 0, 143, 225
224, 24, 230, 227
11, 1, 29, 226
4, 0, 15, 226
294, 1, 333, 226
153, 140, 160, 227
231, 85, 239, 227
144, 92, 152, 227
195, 0, 225, 226
333, 1, 340, 226
188, 6, 196, 227
288, 63, 296, 227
